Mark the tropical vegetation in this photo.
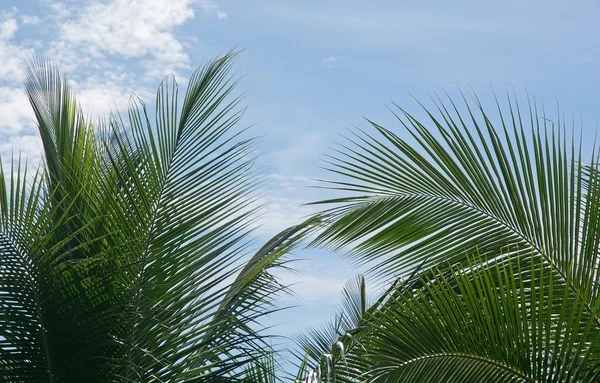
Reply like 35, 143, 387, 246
296, 93, 600, 382
0, 52, 313, 382
2, 51, 600, 382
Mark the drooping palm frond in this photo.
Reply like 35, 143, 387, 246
294, 255, 600, 382
311, 89, 600, 309
1, 51, 311, 382
343, 254, 600, 382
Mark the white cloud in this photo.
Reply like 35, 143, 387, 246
0, 0, 233, 171
255, 195, 316, 238
34, 0, 230, 119
70, 74, 154, 118
47, 2, 71, 19
20, 15, 40, 25
0, 6, 17, 19
0, 87, 34, 134
252, 173, 322, 238
47, 0, 228, 78
0, 133, 43, 166
198, 0, 228, 20
272, 256, 372, 304
55, 0, 195, 73
0, 17, 30, 82
321, 55, 339, 67
0, 14, 36, 138
0, 0, 230, 124
0, 17, 17, 40
254, 134, 329, 237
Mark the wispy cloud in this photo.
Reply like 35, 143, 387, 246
254, 174, 318, 238
321, 55, 339, 68
20, 14, 40, 25
0, 0, 227, 164
0, 12, 39, 161
272, 132, 324, 172
198, 0, 228, 20
274, 268, 351, 303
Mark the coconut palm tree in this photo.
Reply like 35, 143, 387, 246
0, 52, 312, 382
296, 92, 600, 382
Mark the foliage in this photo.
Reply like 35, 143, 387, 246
297, 91, 600, 382
0, 52, 314, 382
4, 48, 600, 382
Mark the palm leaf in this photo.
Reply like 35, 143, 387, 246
306, 90, 600, 382
99, 51, 310, 381
311, 90, 600, 317
293, 275, 372, 383
343, 255, 600, 382
1, 51, 309, 382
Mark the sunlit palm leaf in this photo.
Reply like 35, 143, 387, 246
307, 90, 600, 381
311, 90, 600, 312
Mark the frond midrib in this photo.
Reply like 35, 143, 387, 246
122, 132, 182, 379
356, 191, 596, 319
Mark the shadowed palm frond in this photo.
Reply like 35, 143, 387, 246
295, 254, 600, 382
344, 255, 600, 382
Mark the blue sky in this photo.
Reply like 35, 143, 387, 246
2, 0, 600, 372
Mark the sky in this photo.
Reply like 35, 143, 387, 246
2, 0, 600, 373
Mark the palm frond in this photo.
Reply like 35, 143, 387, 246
343, 255, 600, 382
97, 51, 305, 381
1, 51, 310, 382
293, 275, 371, 383
310, 89, 600, 316
304, 89, 600, 382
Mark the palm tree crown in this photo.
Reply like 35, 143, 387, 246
0, 52, 312, 382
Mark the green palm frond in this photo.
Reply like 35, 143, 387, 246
315, 91, 599, 300
1, 51, 309, 382
294, 256, 600, 382
293, 275, 371, 383
0, 156, 57, 382
311, 89, 600, 306
98, 51, 298, 381
306, 90, 600, 381
343, 255, 600, 382
241, 352, 277, 383
2, 58, 124, 381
